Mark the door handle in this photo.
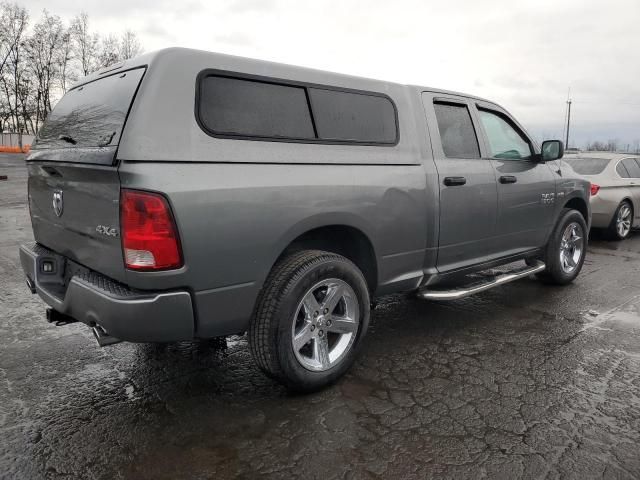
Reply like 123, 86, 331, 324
499, 175, 517, 184
443, 176, 467, 186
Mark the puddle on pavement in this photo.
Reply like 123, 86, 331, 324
581, 295, 640, 332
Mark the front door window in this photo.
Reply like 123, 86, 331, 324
478, 109, 532, 160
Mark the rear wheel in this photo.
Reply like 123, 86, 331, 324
607, 200, 633, 240
248, 250, 370, 392
535, 208, 587, 285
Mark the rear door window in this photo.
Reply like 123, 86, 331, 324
478, 109, 532, 160
433, 102, 480, 158
622, 158, 640, 178
35, 68, 145, 153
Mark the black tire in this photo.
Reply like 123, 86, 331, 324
606, 200, 633, 241
535, 208, 588, 285
248, 250, 370, 392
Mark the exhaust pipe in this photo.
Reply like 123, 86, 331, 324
44, 307, 121, 347
92, 325, 122, 347
25, 276, 36, 294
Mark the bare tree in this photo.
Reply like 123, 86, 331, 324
97, 33, 119, 68
56, 28, 74, 93
25, 10, 64, 128
119, 30, 142, 60
0, 93, 10, 132
70, 12, 98, 76
0, 3, 30, 143
0, 3, 26, 75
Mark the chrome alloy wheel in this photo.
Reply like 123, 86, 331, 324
616, 203, 633, 238
291, 278, 360, 372
559, 222, 584, 274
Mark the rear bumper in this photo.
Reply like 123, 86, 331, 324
19, 242, 194, 342
590, 195, 617, 228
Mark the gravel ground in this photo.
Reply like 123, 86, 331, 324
1, 153, 639, 479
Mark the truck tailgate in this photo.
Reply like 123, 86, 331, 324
28, 161, 125, 283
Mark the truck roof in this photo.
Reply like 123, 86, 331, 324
72, 47, 493, 103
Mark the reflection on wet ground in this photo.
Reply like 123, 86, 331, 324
1, 154, 639, 479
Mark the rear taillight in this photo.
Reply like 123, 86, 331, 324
590, 183, 600, 196
120, 189, 183, 270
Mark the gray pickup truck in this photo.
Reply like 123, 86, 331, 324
20, 48, 591, 391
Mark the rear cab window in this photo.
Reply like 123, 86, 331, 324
33, 67, 146, 164
564, 158, 611, 175
196, 72, 398, 145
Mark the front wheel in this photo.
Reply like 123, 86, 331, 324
536, 209, 588, 285
248, 250, 370, 392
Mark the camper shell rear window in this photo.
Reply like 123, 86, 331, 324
196, 71, 399, 146
33, 67, 145, 158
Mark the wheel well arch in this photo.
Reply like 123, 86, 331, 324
274, 225, 378, 292
563, 197, 589, 224
619, 196, 635, 210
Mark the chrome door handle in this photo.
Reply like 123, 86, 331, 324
500, 175, 517, 184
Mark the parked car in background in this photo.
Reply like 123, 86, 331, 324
20, 48, 590, 391
564, 153, 640, 240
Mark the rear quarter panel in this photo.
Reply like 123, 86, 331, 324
590, 183, 635, 228
118, 160, 431, 336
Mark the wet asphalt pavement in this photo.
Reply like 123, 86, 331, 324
1, 153, 640, 479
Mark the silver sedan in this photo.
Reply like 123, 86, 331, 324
564, 153, 640, 240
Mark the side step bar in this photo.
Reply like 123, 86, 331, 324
417, 261, 546, 301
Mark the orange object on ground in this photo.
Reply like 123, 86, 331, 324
0, 145, 30, 153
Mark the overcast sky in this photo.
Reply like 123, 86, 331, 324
26, 0, 640, 148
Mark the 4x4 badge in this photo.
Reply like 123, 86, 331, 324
52, 190, 63, 217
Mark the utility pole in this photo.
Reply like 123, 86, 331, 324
565, 97, 572, 149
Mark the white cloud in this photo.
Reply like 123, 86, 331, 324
25, 0, 640, 146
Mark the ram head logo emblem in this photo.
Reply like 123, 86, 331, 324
52, 190, 64, 217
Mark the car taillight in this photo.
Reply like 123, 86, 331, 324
120, 189, 183, 270
590, 183, 600, 196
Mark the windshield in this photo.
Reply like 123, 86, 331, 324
564, 157, 611, 175
34, 68, 145, 152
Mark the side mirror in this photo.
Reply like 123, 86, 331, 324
540, 140, 564, 162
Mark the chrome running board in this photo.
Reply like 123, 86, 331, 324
417, 261, 546, 301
